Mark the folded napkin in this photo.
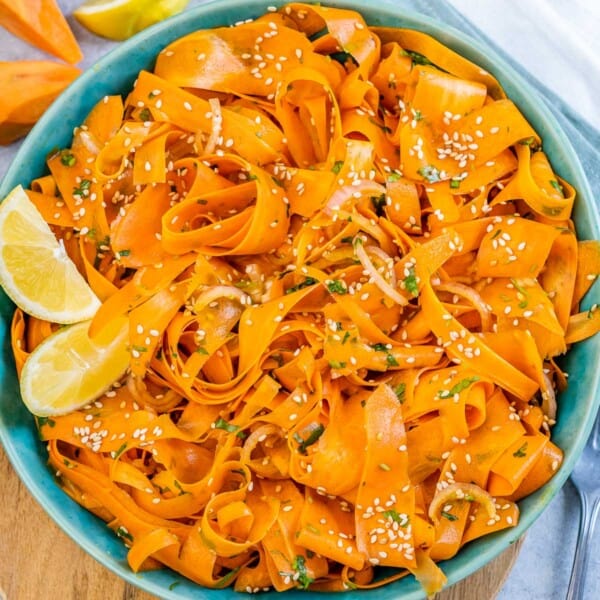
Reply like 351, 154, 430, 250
407, 0, 600, 195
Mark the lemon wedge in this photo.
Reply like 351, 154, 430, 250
73, 0, 189, 41
0, 185, 101, 324
20, 318, 130, 416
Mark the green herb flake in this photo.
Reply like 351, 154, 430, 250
291, 555, 314, 590
449, 178, 461, 189
371, 343, 388, 352
549, 179, 565, 197
328, 360, 347, 369
387, 172, 402, 183
73, 179, 91, 197
139, 107, 152, 122
404, 49, 434, 67
394, 383, 407, 403
541, 205, 564, 217
116, 526, 134, 542
417, 165, 441, 183
370, 193, 387, 216
342, 330, 351, 344
285, 276, 318, 294
37, 416, 56, 428
403, 265, 419, 297
441, 510, 459, 521
168, 581, 181, 591
386, 353, 399, 367
513, 442, 528, 458
438, 376, 480, 399
196, 346, 209, 355
214, 417, 240, 434
60, 151, 76, 167
518, 136, 536, 147
112, 443, 128, 460
340, 235, 354, 244
332, 160, 344, 174
296, 423, 325, 455
326, 279, 347, 294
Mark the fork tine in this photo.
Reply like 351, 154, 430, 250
591, 410, 600, 451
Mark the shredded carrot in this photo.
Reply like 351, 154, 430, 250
0, 0, 82, 64
10, 3, 600, 595
0, 60, 80, 145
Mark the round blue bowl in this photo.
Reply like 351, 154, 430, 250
1, 1, 598, 598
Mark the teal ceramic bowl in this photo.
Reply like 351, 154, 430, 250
1, 1, 598, 598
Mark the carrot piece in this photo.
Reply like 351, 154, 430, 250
0, 0, 82, 64
0, 60, 79, 144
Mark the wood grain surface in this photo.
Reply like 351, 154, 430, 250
0, 445, 522, 600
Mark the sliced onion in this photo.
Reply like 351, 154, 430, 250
193, 284, 250, 312
355, 242, 407, 306
77, 130, 101, 155
428, 482, 497, 525
541, 370, 557, 421
204, 97, 223, 155
324, 180, 385, 215
365, 244, 397, 287
435, 281, 492, 331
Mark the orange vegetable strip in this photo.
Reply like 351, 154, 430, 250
0, 1, 82, 64
0, 60, 80, 144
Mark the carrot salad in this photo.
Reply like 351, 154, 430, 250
10, 3, 600, 595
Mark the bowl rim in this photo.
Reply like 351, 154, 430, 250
1, 0, 599, 598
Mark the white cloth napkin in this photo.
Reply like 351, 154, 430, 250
448, 0, 600, 130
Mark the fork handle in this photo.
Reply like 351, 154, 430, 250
566, 492, 600, 600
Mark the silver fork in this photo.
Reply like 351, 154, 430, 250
566, 412, 600, 600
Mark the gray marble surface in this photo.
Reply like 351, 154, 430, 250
0, 1, 598, 599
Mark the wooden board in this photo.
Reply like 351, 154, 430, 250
0, 445, 522, 599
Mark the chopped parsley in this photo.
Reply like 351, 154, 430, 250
331, 160, 344, 174
112, 443, 128, 459
403, 265, 419, 297
139, 107, 152, 122
294, 423, 325, 455
438, 376, 480, 399
387, 172, 402, 182
386, 353, 399, 367
328, 360, 347, 369
285, 276, 318, 294
371, 343, 388, 352
116, 526, 134, 542
291, 555, 314, 590
404, 49, 435, 67
417, 165, 441, 183
513, 442, 528, 458
394, 383, 407, 403
326, 279, 347, 294
371, 193, 387, 216
60, 151, 76, 167
196, 346, 209, 355
518, 136, 536, 147
214, 417, 241, 434
37, 416, 56, 428
549, 179, 565, 197
441, 511, 459, 521
73, 179, 91, 197
449, 178, 461, 189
